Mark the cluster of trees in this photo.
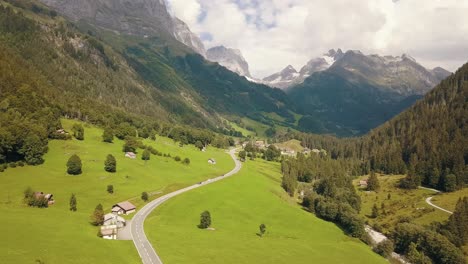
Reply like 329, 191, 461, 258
23, 187, 48, 208
282, 153, 364, 238
391, 222, 465, 264
242, 143, 281, 162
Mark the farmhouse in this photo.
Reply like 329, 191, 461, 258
112, 201, 136, 215
34, 192, 55, 205
100, 226, 117, 240
208, 158, 216, 165
104, 213, 126, 228
125, 152, 136, 159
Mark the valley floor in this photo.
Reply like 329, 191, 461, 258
0, 120, 233, 264
146, 159, 386, 264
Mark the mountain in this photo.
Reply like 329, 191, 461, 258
287, 49, 451, 136
263, 49, 344, 89
38, 0, 206, 56
2, 0, 296, 134
360, 61, 467, 191
206, 46, 252, 78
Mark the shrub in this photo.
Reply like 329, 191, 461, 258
174, 156, 181, 162
67, 154, 82, 175
141, 192, 149, 202
198, 211, 211, 229
182, 158, 190, 165
9, 162, 17, 168
373, 239, 394, 258
104, 154, 116, 173
18, 161, 25, 167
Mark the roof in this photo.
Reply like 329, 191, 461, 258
114, 201, 136, 211
112, 207, 121, 212
100, 229, 115, 236
104, 213, 126, 223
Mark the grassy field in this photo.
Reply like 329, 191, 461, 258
273, 139, 305, 152
0, 119, 233, 264
431, 188, 468, 211
146, 160, 386, 264
354, 175, 453, 233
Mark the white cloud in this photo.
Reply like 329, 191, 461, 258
167, 0, 468, 78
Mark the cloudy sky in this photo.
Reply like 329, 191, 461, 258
166, 0, 468, 78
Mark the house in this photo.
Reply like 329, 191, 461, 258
311, 149, 321, 154
255, 140, 267, 149
359, 180, 368, 187
303, 148, 311, 155
34, 192, 55, 205
100, 226, 117, 240
104, 213, 126, 228
125, 152, 136, 159
208, 158, 216, 165
112, 201, 136, 215
56, 129, 68, 134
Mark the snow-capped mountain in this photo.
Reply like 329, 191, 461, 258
206, 46, 252, 77
262, 65, 300, 88
38, 0, 206, 57
263, 49, 344, 89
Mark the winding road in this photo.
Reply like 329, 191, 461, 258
130, 148, 242, 264
419, 186, 453, 214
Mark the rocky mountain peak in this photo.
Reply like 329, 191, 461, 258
206, 46, 252, 77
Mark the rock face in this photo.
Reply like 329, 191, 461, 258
263, 49, 344, 89
38, 0, 206, 56
287, 49, 452, 136
206, 46, 252, 77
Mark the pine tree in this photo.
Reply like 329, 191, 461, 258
199, 211, 211, 229
72, 124, 84, 140
371, 203, 379, 218
141, 192, 149, 202
67, 154, 82, 175
107, 185, 114, 194
102, 127, 114, 143
104, 154, 116, 172
69, 193, 77, 211
142, 149, 150, 161
91, 204, 104, 226
446, 197, 468, 246
367, 171, 380, 191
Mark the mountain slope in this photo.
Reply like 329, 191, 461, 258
38, 0, 206, 56
288, 50, 451, 136
360, 62, 468, 191
206, 46, 252, 78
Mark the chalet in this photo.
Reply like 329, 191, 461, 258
34, 192, 55, 205
255, 140, 267, 149
104, 213, 126, 228
56, 129, 68, 135
100, 226, 117, 240
112, 201, 136, 215
125, 152, 136, 159
208, 158, 216, 165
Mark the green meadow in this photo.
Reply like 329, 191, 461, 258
354, 175, 453, 233
0, 119, 233, 264
146, 160, 386, 264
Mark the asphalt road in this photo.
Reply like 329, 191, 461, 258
130, 148, 242, 264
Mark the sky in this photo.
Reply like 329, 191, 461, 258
166, 0, 468, 78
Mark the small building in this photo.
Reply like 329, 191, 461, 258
359, 180, 368, 187
208, 158, 216, 165
303, 148, 311, 155
104, 213, 126, 228
34, 192, 55, 205
112, 201, 136, 215
125, 152, 136, 159
100, 226, 117, 240
56, 129, 68, 135
311, 149, 321, 154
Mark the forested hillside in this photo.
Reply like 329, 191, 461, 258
360, 63, 467, 191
